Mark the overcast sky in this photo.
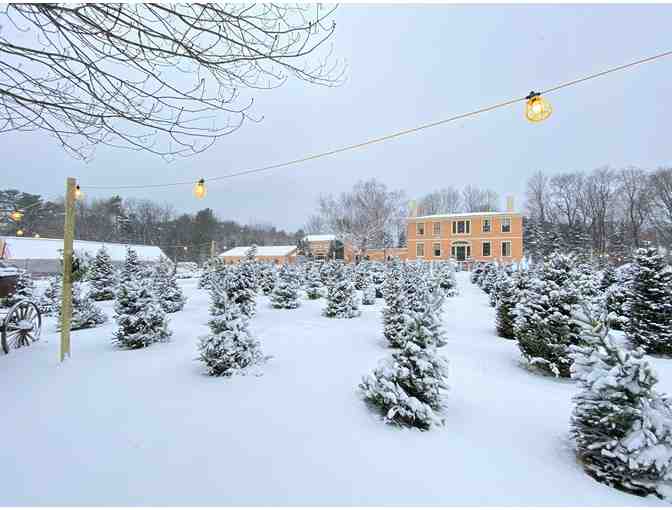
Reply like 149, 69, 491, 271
2, 3, 672, 231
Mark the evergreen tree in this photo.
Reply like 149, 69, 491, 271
605, 263, 637, 331
270, 264, 300, 309
88, 246, 117, 301
570, 301, 672, 498
354, 261, 370, 290
323, 268, 361, 318
304, 265, 324, 300
371, 262, 386, 298
436, 261, 458, 297
119, 247, 142, 283
495, 271, 518, 339
58, 282, 107, 331
383, 259, 407, 348
152, 257, 187, 313
514, 252, 582, 377
623, 247, 672, 355
470, 261, 485, 285
599, 264, 617, 293
199, 256, 223, 289
198, 286, 265, 377
360, 284, 449, 430
39, 274, 62, 316
240, 245, 260, 293
2, 269, 34, 308
226, 264, 257, 318
113, 271, 171, 349
361, 276, 376, 305
258, 262, 277, 296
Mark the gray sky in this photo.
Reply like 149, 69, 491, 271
2, 3, 671, 231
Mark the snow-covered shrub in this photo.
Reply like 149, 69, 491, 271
258, 262, 277, 296
152, 257, 187, 313
323, 269, 360, 318
199, 256, 223, 290
570, 301, 672, 498
198, 287, 265, 377
39, 275, 62, 316
470, 262, 485, 284
361, 276, 376, 305
436, 261, 458, 297
370, 262, 386, 298
58, 282, 107, 331
354, 261, 370, 290
623, 247, 672, 356
514, 252, 582, 377
304, 265, 323, 300
88, 246, 116, 301
271, 264, 300, 309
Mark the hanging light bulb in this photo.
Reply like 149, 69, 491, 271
16, 228, 24, 236
74, 184, 83, 200
33, 233, 40, 238
9, 210, 23, 221
193, 178, 206, 199
183, 246, 189, 252
525, 91, 552, 122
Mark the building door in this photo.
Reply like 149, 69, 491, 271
455, 246, 466, 261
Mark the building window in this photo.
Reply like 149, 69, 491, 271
433, 242, 441, 257
501, 241, 512, 257
482, 241, 491, 257
501, 217, 511, 233
416, 223, 425, 236
452, 220, 471, 235
482, 218, 491, 233
433, 222, 441, 236
416, 243, 425, 257
467, 246, 472, 259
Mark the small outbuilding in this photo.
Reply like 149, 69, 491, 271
220, 245, 298, 265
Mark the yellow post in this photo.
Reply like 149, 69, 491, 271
60, 177, 76, 362
210, 240, 216, 258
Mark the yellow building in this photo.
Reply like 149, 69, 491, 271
406, 205, 523, 264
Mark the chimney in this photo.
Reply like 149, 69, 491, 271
408, 199, 417, 217
506, 195, 515, 212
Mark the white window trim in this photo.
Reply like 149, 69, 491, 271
482, 217, 492, 233
482, 240, 492, 257
501, 216, 512, 233
452, 219, 471, 236
501, 240, 512, 257
416, 243, 425, 257
416, 223, 425, 236
433, 221, 441, 236
432, 242, 441, 258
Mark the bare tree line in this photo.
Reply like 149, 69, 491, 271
524, 166, 672, 261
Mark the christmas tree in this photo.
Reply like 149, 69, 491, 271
258, 262, 277, 296
152, 257, 187, 313
198, 285, 265, 377
323, 268, 361, 318
360, 283, 449, 430
382, 259, 407, 348
623, 247, 672, 355
88, 246, 117, 301
58, 282, 107, 331
361, 276, 376, 305
304, 265, 324, 300
39, 274, 62, 316
270, 264, 300, 309
2, 269, 34, 308
605, 263, 637, 331
495, 271, 518, 339
436, 261, 458, 297
514, 252, 582, 377
571, 301, 672, 498
225, 265, 257, 318
199, 256, 223, 290
119, 247, 142, 283
370, 262, 386, 298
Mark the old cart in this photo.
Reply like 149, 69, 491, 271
0, 262, 42, 354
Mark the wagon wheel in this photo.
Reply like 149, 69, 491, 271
1, 301, 42, 354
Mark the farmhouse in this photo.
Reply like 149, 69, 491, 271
220, 245, 298, 265
0, 236, 168, 275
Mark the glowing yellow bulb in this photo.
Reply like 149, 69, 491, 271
74, 184, 82, 200
525, 93, 552, 123
33, 233, 40, 238
183, 246, 189, 252
16, 229, 24, 236
9, 210, 23, 221
193, 178, 206, 199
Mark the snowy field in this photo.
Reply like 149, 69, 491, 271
2, 271, 670, 506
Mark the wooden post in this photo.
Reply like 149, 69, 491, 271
210, 240, 216, 258
60, 177, 76, 362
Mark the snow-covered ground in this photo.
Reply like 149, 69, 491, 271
1, 272, 670, 505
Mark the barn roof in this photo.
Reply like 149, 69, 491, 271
220, 245, 297, 257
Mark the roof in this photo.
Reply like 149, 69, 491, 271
0, 236, 167, 262
410, 211, 520, 220
220, 245, 297, 257
304, 234, 336, 242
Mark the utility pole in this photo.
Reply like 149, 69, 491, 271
60, 177, 76, 362
210, 240, 217, 258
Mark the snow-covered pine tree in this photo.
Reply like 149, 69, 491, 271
371, 262, 386, 298
270, 264, 300, 309
354, 261, 370, 290
382, 259, 407, 348
599, 264, 618, 293
323, 267, 361, 318
39, 274, 62, 316
570, 301, 672, 498
480, 262, 498, 295
514, 252, 582, 377
361, 276, 376, 305
436, 261, 458, 297
258, 262, 277, 296
470, 262, 485, 284
240, 245, 260, 293
113, 275, 171, 349
197, 284, 265, 377
225, 264, 256, 318
495, 271, 518, 339
88, 246, 117, 301
2, 269, 35, 308
58, 282, 107, 330
605, 263, 636, 331
152, 257, 187, 313
359, 283, 449, 430
119, 246, 142, 283
304, 265, 324, 300
199, 256, 223, 289
623, 247, 672, 356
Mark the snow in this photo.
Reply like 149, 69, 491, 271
411, 211, 518, 220
1, 272, 670, 505
0, 236, 167, 261
220, 245, 297, 257
304, 234, 336, 242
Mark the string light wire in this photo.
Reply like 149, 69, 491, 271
79, 48, 672, 191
